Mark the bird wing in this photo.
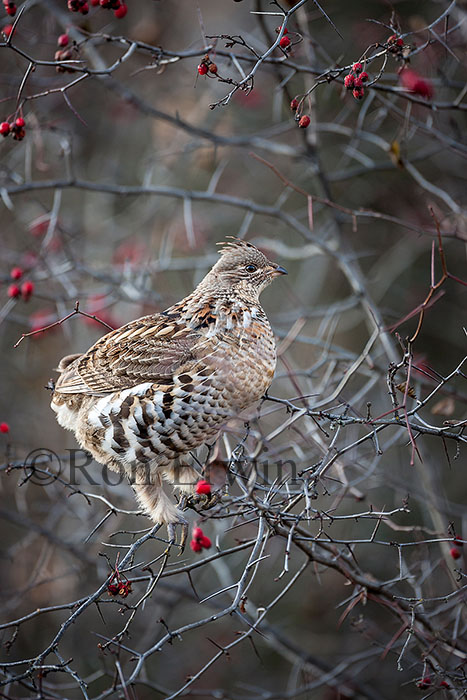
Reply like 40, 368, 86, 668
54, 314, 203, 396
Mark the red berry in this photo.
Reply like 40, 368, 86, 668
15, 117, 25, 128
388, 34, 397, 43
344, 74, 354, 89
360, 71, 368, 82
417, 677, 431, 689
10, 266, 23, 280
29, 218, 49, 237
208, 63, 218, 74
21, 280, 34, 299
2, 24, 13, 37
80, 2, 89, 13
91, 0, 99, 4
7, 284, 20, 298
12, 126, 25, 141
118, 582, 131, 597
58, 33, 69, 47
396, 38, 404, 47
439, 681, 449, 688
0, 121, 10, 136
352, 62, 363, 74
399, 68, 433, 100
5, 4, 16, 16
0, 422, 9, 433
275, 25, 288, 34
190, 524, 212, 551
279, 36, 290, 49
198, 63, 208, 75
114, 3, 127, 18
450, 547, 461, 560
298, 115, 310, 128
107, 583, 119, 595
290, 98, 298, 111
352, 87, 364, 100
196, 479, 211, 495
353, 77, 363, 88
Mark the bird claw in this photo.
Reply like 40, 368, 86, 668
180, 491, 222, 513
166, 516, 188, 555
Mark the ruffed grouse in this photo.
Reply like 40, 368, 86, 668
51, 238, 286, 541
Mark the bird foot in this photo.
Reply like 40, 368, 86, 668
179, 491, 222, 513
166, 516, 189, 555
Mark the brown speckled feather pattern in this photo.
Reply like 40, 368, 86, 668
51, 239, 285, 526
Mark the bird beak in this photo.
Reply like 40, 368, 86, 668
270, 264, 288, 277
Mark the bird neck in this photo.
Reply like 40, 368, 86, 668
163, 286, 266, 334
194, 272, 262, 304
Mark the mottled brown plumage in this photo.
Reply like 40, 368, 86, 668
51, 238, 286, 540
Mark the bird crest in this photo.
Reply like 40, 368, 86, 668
216, 237, 257, 257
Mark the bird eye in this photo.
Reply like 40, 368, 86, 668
245, 264, 258, 273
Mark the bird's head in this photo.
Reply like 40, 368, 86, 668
202, 238, 287, 300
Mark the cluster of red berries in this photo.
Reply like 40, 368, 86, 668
190, 526, 212, 553
399, 67, 433, 100
416, 676, 450, 690
197, 54, 218, 76
417, 676, 431, 690
7, 268, 34, 301
107, 571, 132, 598
107, 581, 131, 597
450, 536, 463, 560
2, 0, 16, 17
67, 0, 89, 14
0, 422, 9, 434
387, 33, 404, 57
1, 116, 26, 140
290, 98, 310, 129
344, 63, 369, 101
72, 0, 128, 18
275, 25, 291, 50
96, 0, 127, 18
54, 34, 76, 73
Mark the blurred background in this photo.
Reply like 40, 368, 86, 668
1, 1, 466, 698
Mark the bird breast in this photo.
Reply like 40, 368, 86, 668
193, 300, 277, 411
